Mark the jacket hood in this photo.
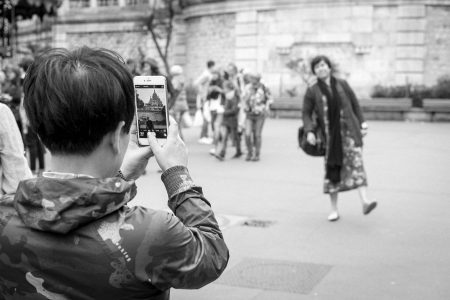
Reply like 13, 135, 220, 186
14, 177, 137, 234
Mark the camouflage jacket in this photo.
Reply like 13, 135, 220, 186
0, 166, 229, 299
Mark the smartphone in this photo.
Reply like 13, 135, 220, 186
134, 76, 169, 146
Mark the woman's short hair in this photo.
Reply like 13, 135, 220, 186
23, 47, 135, 155
310, 55, 333, 75
227, 63, 238, 74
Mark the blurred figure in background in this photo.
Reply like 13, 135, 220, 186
18, 57, 46, 177
0, 102, 32, 195
225, 63, 245, 158
207, 70, 224, 156
1, 67, 23, 138
195, 60, 215, 144
126, 58, 141, 77
214, 80, 240, 161
242, 71, 272, 162
170, 65, 190, 140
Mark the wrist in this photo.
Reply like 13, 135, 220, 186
161, 166, 195, 198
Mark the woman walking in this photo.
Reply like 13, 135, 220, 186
302, 55, 377, 222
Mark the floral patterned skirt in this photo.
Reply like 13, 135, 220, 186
323, 134, 368, 194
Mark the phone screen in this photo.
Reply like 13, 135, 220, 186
135, 84, 168, 140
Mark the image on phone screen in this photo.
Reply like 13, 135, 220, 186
135, 84, 168, 140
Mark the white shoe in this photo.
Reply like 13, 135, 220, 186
204, 137, 213, 145
198, 137, 208, 144
209, 148, 216, 155
328, 212, 340, 222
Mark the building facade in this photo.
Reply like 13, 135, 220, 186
16, 0, 450, 98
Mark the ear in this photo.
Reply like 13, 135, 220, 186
110, 121, 126, 154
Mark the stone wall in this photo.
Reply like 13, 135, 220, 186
183, 13, 236, 84
182, 0, 450, 99
67, 32, 148, 60
424, 5, 450, 86
12, 0, 450, 100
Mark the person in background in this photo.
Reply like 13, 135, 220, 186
18, 57, 46, 177
242, 71, 272, 162
169, 65, 190, 140
1, 66, 23, 138
0, 102, 32, 196
18, 57, 34, 132
126, 58, 141, 77
0, 47, 229, 299
302, 55, 376, 222
195, 60, 215, 144
207, 70, 224, 156
214, 80, 240, 161
225, 63, 244, 158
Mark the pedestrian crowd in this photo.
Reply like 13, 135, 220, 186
193, 60, 273, 162
126, 57, 274, 162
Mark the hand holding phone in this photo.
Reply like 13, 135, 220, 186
134, 76, 169, 146
147, 116, 188, 172
119, 119, 154, 180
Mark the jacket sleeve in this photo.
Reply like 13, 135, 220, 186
302, 87, 316, 133
342, 80, 365, 124
0, 104, 32, 195
131, 166, 229, 291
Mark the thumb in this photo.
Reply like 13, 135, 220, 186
138, 142, 154, 159
147, 131, 161, 155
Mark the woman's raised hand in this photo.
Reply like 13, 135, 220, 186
307, 132, 316, 145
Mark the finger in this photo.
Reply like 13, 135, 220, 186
168, 115, 177, 127
147, 132, 161, 155
167, 116, 179, 139
130, 117, 137, 135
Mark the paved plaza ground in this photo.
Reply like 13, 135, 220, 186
132, 119, 450, 300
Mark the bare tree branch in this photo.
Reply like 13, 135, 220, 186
143, 0, 182, 76
164, 0, 174, 60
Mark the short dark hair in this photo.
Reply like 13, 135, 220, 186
310, 55, 333, 75
207, 60, 215, 68
23, 47, 135, 155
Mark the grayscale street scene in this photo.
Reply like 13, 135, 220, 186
135, 120, 450, 299
0, 0, 449, 299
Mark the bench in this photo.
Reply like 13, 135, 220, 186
422, 99, 450, 121
270, 97, 413, 120
270, 97, 302, 118
359, 98, 412, 121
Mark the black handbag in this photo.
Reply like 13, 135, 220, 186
298, 125, 326, 157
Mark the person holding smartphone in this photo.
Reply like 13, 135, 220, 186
0, 47, 229, 299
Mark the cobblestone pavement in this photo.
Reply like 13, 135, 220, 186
132, 119, 450, 300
